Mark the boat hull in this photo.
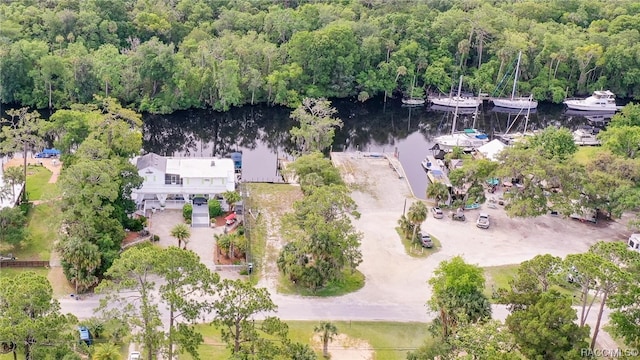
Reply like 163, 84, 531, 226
491, 98, 538, 110
563, 101, 617, 112
430, 97, 480, 108
402, 99, 425, 106
434, 133, 489, 151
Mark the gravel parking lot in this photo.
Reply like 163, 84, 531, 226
330, 152, 632, 309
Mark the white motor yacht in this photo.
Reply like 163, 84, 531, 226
564, 90, 618, 112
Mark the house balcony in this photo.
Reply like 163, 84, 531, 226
134, 182, 235, 195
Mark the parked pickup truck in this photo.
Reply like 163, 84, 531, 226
0, 254, 16, 261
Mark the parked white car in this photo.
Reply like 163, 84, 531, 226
476, 213, 490, 229
128, 351, 141, 360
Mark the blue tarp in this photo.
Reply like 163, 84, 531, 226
42, 148, 60, 155
486, 178, 500, 186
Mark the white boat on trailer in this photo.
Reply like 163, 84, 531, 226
563, 90, 618, 112
573, 126, 601, 146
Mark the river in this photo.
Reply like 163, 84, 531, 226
142, 97, 606, 199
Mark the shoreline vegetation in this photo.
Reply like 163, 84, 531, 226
1, 1, 640, 114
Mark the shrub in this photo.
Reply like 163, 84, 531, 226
152, 235, 160, 242
124, 217, 145, 231
208, 199, 223, 218
182, 203, 193, 221
18, 202, 32, 216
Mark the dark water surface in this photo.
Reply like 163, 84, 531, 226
142, 97, 601, 199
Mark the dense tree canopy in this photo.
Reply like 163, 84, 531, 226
0, 272, 78, 360
56, 98, 144, 284
1, 0, 640, 113
427, 256, 491, 339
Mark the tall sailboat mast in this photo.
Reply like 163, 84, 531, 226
451, 75, 463, 135
511, 51, 522, 100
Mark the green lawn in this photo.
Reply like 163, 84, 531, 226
483, 264, 594, 306
180, 321, 433, 360
25, 165, 58, 201
483, 264, 520, 300
396, 227, 441, 258
278, 269, 365, 297
4, 203, 61, 261
0, 267, 49, 278
0, 267, 72, 298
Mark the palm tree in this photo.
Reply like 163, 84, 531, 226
58, 237, 101, 294
3, 166, 25, 202
314, 321, 338, 358
91, 342, 121, 360
426, 182, 450, 205
222, 190, 241, 212
170, 223, 191, 249
407, 201, 428, 242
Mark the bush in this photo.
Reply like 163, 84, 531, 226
152, 235, 160, 242
182, 203, 193, 220
208, 199, 223, 218
18, 202, 32, 216
124, 217, 145, 231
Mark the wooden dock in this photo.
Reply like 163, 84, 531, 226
423, 155, 452, 188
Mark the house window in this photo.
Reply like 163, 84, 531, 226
165, 174, 182, 185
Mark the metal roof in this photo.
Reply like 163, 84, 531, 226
136, 153, 167, 172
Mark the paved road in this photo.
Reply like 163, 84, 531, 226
59, 292, 616, 350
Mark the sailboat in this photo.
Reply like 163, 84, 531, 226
402, 75, 426, 106
434, 76, 489, 151
429, 77, 481, 108
491, 51, 538, 110
496, 96, 538, 145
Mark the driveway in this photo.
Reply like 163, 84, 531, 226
149, 209, 240, 277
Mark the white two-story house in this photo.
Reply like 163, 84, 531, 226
132, 153, 236, 207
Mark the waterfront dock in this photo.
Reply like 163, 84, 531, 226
422, 155, 452, 188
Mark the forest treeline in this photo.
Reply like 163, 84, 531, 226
1, 0, 640, 114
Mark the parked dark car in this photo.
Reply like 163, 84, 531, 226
192, 197, 207, 206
